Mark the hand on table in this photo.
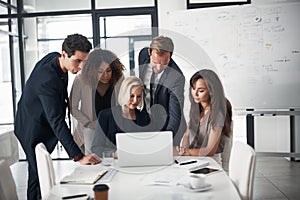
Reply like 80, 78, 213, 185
79, 153, 101, 165
175, 146, 190, 156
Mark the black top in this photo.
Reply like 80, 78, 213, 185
91, 106, 151, 157
94, 86, 115, 117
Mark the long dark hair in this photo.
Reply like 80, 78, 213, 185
189, 69, 232, 137
81, 48, 125, 88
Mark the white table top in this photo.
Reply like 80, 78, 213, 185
46, 156, 241, 200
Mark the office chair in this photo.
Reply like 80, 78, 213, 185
0, 159, 18, 200
35, 143, 56, 199
229, 141, 256, 200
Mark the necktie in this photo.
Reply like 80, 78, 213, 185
150, 72, 156, 106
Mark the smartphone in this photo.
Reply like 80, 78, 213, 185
190, 167, 220, 175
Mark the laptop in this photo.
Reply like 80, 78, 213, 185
116, 131, 174, 167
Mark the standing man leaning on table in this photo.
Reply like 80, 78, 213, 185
14, 34, 101, 200
138, 36, 187, 145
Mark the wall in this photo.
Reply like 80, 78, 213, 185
157, 0, 297, 152
163, 1, 300, 109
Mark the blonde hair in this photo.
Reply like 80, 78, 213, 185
118, 76, 144, 111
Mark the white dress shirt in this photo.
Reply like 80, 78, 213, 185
142, 64, 164, 113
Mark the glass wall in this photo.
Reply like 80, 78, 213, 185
98, 15, 152, 76
0, 0, 157, 159
0, 0, 20, 124
0, 25, 14, 124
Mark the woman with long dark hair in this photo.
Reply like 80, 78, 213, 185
176, 69, 232, 165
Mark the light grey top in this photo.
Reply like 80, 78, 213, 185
189, 110, 225, 153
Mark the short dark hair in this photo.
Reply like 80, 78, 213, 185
62, 33, 92, 57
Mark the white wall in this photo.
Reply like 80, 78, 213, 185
157, 0, 294, 152
157, 0, 248, 144
157, 0, 186, 29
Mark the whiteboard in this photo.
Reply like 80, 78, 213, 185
165, 2, 300, 109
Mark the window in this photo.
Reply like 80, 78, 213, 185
36, 15, 93, 58
0, 27, 14, 124
98, 15, 152, 76
1, 0, 157, 160
0, 17, 20, 125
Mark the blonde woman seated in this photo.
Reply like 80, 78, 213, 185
176, 69, 232, 166
91, 76, 150, 157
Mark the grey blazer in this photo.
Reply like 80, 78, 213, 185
138, 47, 187, 145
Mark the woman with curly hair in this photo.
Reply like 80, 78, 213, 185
70, 48, 125, 154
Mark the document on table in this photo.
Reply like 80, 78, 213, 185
175, 158, 209, 171
143, 171, 180, 186
60, 164, 108, 184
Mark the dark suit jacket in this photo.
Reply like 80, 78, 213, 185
138, 47, 187, 145
14, 52, 81, 159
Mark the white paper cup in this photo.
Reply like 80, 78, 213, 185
189, 173, 206, 189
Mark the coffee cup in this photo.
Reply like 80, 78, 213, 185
189, 173, 206, 189
93, 184, 109, 200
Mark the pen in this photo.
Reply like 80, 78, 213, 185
62, 193, 88, 199
179, 160, 197, 165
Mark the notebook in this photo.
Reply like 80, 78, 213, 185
116, 131, 174, 167
60, 164, 108, 184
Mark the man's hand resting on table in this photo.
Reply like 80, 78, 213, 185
79, 153, 101, 165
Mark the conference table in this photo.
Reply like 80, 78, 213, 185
46, 156, 241, 200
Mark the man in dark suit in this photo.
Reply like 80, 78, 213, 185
138, 35, 186, 145
14, 34, 101, 200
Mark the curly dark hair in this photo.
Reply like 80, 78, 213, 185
81, 48, 125, 88
189, 69, 232, 137
62, 34, 92, 57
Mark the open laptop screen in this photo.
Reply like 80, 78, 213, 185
116, 131, 173, 167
